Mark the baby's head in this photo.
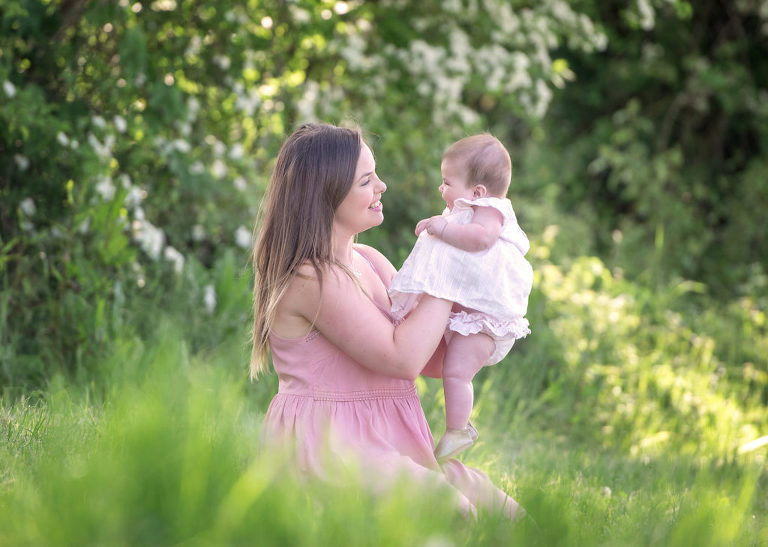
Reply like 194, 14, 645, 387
440, 134, 511, 207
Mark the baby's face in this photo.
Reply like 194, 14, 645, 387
439, 158, 475, 210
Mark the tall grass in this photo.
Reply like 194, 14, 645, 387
0, 327, 471, 546
1, 318, 765, 546
2, 225, 767, 544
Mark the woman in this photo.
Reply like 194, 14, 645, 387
252, 123, 520, 518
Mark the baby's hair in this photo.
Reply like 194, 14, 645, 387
443, 134, 511, 198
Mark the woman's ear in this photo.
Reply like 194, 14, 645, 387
473, 184, 488, 198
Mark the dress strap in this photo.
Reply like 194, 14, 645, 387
354, 248, 381, 278
354, 248, 396, 322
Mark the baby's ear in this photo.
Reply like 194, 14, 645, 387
473, 184, 488, 198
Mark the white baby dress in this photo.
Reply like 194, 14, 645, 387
389, 197, 533, 366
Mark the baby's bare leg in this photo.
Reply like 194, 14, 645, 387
443, 333, 495, 430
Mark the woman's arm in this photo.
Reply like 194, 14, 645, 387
419, 206, 504, 252
356, 243, 446, 379
277, 249, 452, 381
420, 336, 446, 378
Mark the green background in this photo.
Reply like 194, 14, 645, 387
1, 1, 766, 544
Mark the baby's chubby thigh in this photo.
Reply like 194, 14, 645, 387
443, 331, 495, 380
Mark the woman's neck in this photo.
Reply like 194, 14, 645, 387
332, 231, 356, 267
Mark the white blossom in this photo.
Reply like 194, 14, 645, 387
234, 225, 252, 249
172, 139, 191, 153
229, 143, 244, 160
213, 55, 231, 70
211, 159, 227, 178
132, 218, 165, 260
78, 216, 91, 234
19, 198, 36, 216
151, 0, 177, 11
191, 224, 206, 241
533, 79, 553, 118
333, 2, 349, 15
56, 132, 70, 146
637, 0, 655, 30
189, 161, 205, 174
164, 245, 185, 274
212, 140, 226, 157
296, 81, 320, 121
442, 0, 462, 13
187, 96, 200, 116
289, 5, 310, 23
203, 284, 217, 314
95, 175, 116, 201
124, 186, 145, 209
14, 154, 29, 171
3, 80, 16, 98
88, 133, 114, 160
113, 115, 127, 133
91, 115, 106, 129
235, 87, 261, 115
186, 36, 202, 57
233, 176, 247, 191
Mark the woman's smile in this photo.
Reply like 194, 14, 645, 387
333, 143, 387, 235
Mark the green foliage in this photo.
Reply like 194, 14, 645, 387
1, 1, 767, 542
540, 0, 768, 293
0, 0, 605, 389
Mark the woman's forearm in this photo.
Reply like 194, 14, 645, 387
391, 295, 453, 379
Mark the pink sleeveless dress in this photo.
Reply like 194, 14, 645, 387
262, 256, 520, 518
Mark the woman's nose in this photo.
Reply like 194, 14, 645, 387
377, 178, 387, 193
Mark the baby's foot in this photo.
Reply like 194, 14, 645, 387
434, 423, 479, 461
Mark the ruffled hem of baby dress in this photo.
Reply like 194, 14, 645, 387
448, 310, 531, 341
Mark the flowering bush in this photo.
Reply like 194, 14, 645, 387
0, 0, 602, 388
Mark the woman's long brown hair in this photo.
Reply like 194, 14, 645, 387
250, 123, 362, 378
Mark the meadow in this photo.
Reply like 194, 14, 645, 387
2, 1, 767, 544
2, 234, 766, 545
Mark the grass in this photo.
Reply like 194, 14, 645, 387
1, 321, 766, 546
1, 236, 767, 545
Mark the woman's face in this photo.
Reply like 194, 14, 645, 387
439, 157, 475, 210
333, 143, 387, 236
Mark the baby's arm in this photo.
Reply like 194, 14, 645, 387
418, 206, 504, 252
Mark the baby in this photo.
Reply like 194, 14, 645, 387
389, 134, 533, 460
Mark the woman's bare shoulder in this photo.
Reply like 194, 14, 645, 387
354, 243, 396, 281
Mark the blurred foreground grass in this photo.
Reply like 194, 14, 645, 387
1, 321, 765, 546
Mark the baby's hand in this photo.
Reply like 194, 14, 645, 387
415, 215, 448, 238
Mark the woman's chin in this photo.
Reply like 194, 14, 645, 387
359, 215, 384, 233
